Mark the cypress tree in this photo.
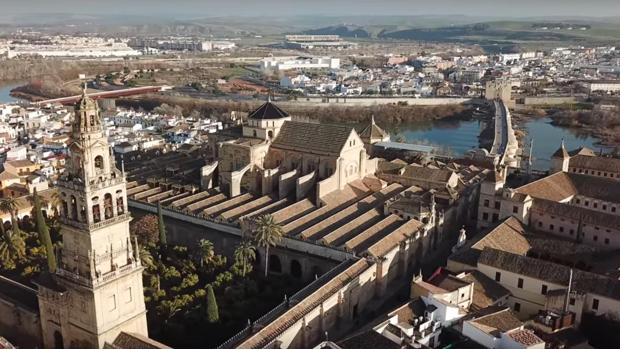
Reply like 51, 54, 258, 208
206, 284, 219, 323
157, 201, 167, 246
33, 189, 56, 272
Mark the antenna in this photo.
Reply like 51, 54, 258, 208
564, 268, 573, 312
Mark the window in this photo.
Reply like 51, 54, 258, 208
569, 229, 574, 235
592, 298, 599, 311
492, 213, 499, 222
483, 212, 489, 221
495, 201, 501, 209
513, 206, 519, 214
576, 198, 581, 204
108, 295, 116, 311
125, 287, 132, 303
484, 199, 489, 207
594, 203, 598, 209
94, 155, 104, 170
613, 207, 617, 213
605, 238, 610, 245
569, 298, 575, 306
549, 224, 554, 231
603, 205, 607, 210
538, 221, 543, 228
585, 201, 590, 207
517, 278, 524, 289
559, 227, 564, 233
495, 272, 501, 282
541, 285, 548, 295
514, 302, 521, 312
594, 235, 598, 242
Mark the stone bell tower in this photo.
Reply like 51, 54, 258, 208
37, 87, 148, 349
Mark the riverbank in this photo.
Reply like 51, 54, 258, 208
117, 94, 472, 125
512, 106, 620, 151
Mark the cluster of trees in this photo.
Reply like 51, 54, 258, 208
132, 207, 295, 348
0, 190, 59, 281
550, 107, 620, 144
117, 94, 470, 126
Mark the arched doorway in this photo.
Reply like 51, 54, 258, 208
269, 254, 282, 273
54, 330, 64, 349
290, 260, 302, 279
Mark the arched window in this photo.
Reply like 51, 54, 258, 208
92, 204, 101, 223
62, 200, 68, 217
291, 260, 302, 279
54, 330, 64, 349
70, 196, 78, 220
94, 156, 104, 170
253, 130, 257, 138
104, 193, 113, 219
269, 255, 282, 273
90, 114, 95, 126
268, 130, 274, 139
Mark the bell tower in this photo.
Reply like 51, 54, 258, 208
37, 88, 148, 349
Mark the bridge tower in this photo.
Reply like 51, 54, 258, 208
37, 88, 148, 349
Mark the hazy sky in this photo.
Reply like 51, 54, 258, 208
2, 0, 620, 18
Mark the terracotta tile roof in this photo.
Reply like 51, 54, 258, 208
401, 166, 454, 183
478, 248, 620, 301
366, 218, 424, 258
515, 172, 577, 202
237, 259, 371, 349
4, 159, 36, 168
570, 154, 620, 174
468, 308, 522, 337
552, 145, 569, 158
271, 121, 355, 156
531, 198, 620, 229
568, 147, 596, 157
507, 329, 544, 346
110, 332, 172, 349
567, 172, 620, 203
344, 214, 402, 252
358, 119, 388, 141
449, 217, 530, 267
338, 330, 402, 349
460, 271, 510, 311
0, 171, 19, 181
389, 298, 427, 323
247, 101, 289, 120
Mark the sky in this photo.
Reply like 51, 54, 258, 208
2, 0, 620, 18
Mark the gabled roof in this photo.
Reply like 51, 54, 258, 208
271, 121, 356, 156
358, 117, 388, 141
515, 171, 577, 202
106, 332, 172, 349
552, 144, 569, 159
570, 154, 620, 174
247, 101, 289, 120
467, 308, 522, 337
478, 248, 620, 301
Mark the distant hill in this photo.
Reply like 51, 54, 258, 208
300, 25, 370, 38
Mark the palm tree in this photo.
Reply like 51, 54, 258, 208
0, 224, 26, 271
252, 214, 283, 278
139, 246, 156, 271
0, 197, 20, 235
197, 239, 214, 268
233, 240, 256, 278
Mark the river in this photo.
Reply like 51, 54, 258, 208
0, 81, 25, 103
390, 117, 607, 171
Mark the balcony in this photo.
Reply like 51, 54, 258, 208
57, 260, 140, 288
60, 212, 131, 231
